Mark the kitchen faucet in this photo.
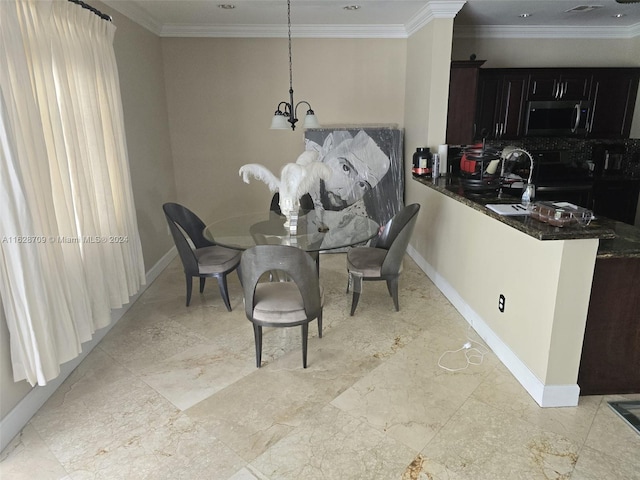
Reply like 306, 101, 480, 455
499, 146, 535, 203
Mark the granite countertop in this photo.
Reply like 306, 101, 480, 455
412, 175, 640, 258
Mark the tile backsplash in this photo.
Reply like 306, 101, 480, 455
486, 137, 640, 176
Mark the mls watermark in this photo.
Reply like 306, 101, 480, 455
2, 235, 129, 244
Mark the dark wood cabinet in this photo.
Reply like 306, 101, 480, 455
469, 67, 640, 140
475, 71, 501, 140
527, 70, 591, 101
592, 178, 640, 225
578, 256, 640, 395
588, 69, 640, 139
446, 60, 485, 145
475, 70, 527, 140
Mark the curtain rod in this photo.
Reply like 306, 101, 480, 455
67, 0, 112, 22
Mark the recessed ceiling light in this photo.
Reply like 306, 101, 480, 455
218, 4, 235, 9
519, 13, 531, 18
343, 5, 361, 10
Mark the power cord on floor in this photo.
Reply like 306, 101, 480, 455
437, 328, 490, 372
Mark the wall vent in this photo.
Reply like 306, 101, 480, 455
564, 5, 604, 12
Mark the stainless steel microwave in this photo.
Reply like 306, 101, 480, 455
524, 100, 592, 136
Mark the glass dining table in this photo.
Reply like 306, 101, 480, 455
203, 209, 380, 253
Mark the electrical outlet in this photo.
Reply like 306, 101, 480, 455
498, 294, 506, 313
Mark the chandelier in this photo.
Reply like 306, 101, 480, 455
269, 0, 320, 131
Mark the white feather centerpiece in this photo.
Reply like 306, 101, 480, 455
239, 151, 332, 229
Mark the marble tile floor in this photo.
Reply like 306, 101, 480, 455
2, 253, 639, 480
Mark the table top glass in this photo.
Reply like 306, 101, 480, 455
203, 209, 380, 252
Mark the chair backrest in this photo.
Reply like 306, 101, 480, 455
373, 203, 420, 250
163, 202, 211, 275
240, 245, 321, 321
270, 192, 315, 215
163, 202, 213, 249
378, 203, 420, 276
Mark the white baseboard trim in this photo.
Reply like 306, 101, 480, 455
0, 247, 177, 453
407, 245, 579, 408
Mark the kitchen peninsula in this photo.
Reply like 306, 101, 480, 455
410, 174, 640, 407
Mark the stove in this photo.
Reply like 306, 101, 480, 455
503, 149, 594, 207
530, 150, 592, 185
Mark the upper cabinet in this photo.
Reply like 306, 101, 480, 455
527, 70, 591, 101
475, 69, 527, 141
468, 67, 640, 142
446, 60, 486, 145
588, 69, 640, 139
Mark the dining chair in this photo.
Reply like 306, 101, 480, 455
267, 192, 320, 275
269, 192, 315, 215
345, 203, 420, 316
240, 244, 323, 368
163, 202, 241, 310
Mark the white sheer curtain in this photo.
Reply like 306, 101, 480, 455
0, 0, 145, 386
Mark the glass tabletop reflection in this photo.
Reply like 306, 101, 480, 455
203, 210, 379, 252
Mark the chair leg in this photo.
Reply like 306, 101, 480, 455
387, 277, 400, 311
301, 323, 309, 368
216, 274, 232, 312
349, 272, 363, 316
317, 310, 323, 338
253, 324, 262, 368
185, 275, 193, 307
199, 277, 206, 293
350, 292, 360, 316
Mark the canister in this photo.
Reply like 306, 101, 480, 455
412, 147, 432, 176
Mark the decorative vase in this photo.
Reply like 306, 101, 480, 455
280, 196, 300, 233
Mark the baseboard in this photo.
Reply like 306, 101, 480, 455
407, 245, 579, 408
0, 247, 177, 453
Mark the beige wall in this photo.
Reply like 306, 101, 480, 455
161, 37, 407, 222
0, 2, 176, 423
451, 36, 639, 68
110, 5, 178, 270
404, 19, 454, 255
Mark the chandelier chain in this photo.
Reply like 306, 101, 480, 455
269, 0, 318, 130
287, 0, 293, 94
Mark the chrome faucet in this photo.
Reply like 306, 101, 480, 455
499, 147, 535, 203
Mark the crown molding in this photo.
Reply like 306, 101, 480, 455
102, 0, 163, 35
103, 0, 639, 40
160, 0, 466, 38
103, 0, 461, 39
454, 23, 640, 39
159, 24, 409, 39
405, 0, 465, 36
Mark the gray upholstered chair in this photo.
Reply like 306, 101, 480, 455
346, 203, 420, 316
267, 192, 320, 275
163, 202, 241, 310
240, 244, 323, 368
269, 192, 315, 215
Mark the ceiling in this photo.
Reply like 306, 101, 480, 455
101, 0, 640, 38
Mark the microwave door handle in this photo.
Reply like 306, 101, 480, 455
571, 104, 581, 133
